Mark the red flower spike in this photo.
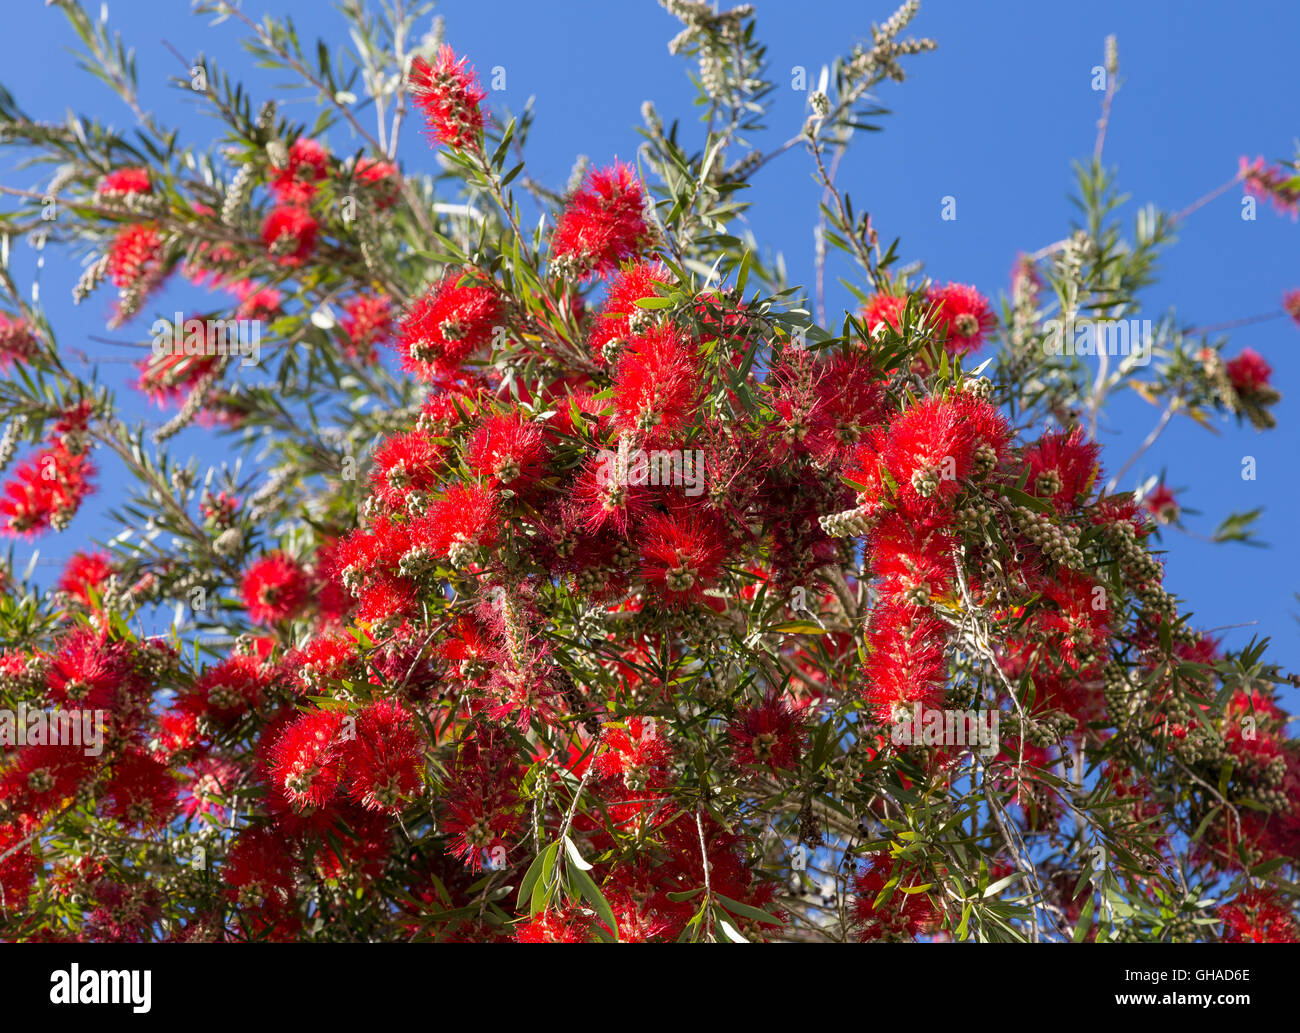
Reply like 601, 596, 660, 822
261, 205, 318, 267
397, 274, 502, 380
611, 323, 699, 440
270, 709, 347, 812
729, 690, 808, 772
552, 162, 655, 280
240, 552, 310, 625
639, 509, 727, 607
466, 412, 548, 489
342, 700, 424, 813
270, 137, 330, 204
409, 46, 487, 152
927, 282, 995, 354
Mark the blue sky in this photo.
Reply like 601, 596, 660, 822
2, 0, 1297, 702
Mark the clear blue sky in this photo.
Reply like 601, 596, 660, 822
3, 0, 1297, 704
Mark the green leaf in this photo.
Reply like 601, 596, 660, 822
715, 912, 749, 943
735, 249, 751, 295
713, 893, 783, 927
634, 295, 676, 310
1211, 508, 1266, 547
563, 835, 593, 871
568, 861, 618, 941
1072, 894, 1096, 942
517, 840, 558, 913
768, 619, 827, 635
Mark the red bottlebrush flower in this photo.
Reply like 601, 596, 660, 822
178, 756, 239, 820
852, 853, 940, 941
185, 651, 276, 726
261, 204, 318, 267
229, 278, 282, 321
340, 292, 393, 361
466, 412, 548, 489
409, 45, 487, 152
0, 649, 45, 695
330, 517, 405, 594
611, 323, 698, 439
1223, 691, 1287, 770
200, 490, 239, 525
639, 509, 727, 607
103, 749, 178, 830
0, 442, 96, 537
927, 282, 994, 354
543, 385, 603, 441
134, 348, 219, 407
1021, 427, 1101, 513
442, 735, 524, 873
342, 700, 423, 813
240, 551, 310, 625
551, 162, 655, 280
107, 223, 163, 288
419, 391, 474, 435
593, 716, 671, 791
57, 550, 113, 605
1240, 155, 1300, 219
439, 616, 502, 682
604, 883, 682, 942
432, 484, 500, 565
862, 601, 949, 721
270, 709, 346, 812
290, 630, 359, 692
82, 878, 165, 942
96, 167, 152, 197
954, 392, 1012, 468
0, 743, 96, 816
1047, 567, 1111, 637
1220, 888, 1300, 943
355, 156, 401, 207
370, 430, 447, 512
401, 510, 460, 581
0, 822, 37, 911
270, 137, 330, 204
869, 511, 957, 604
53, 398, 91, 432
514, 910, 591, 943
397, 274, 502, 380
0, 313, 37, 368
355, 576, 419, 627
881, 394, 993, 513
803, 352, 887, 458
862, 292, 907, 339
224, 826, 299, 926
44, 627, 125, 711
485, 660, 564, 731
730, 690, 808, 771
569, 451, 652, 537
1284, 288, 1300, 327
1143, 483, 1179, 524
588, 261, 672, 364
1225, 348, 1272, 394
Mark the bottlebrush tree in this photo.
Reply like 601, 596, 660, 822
0, 0, 1296, 943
